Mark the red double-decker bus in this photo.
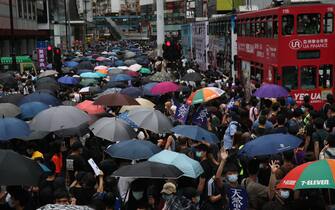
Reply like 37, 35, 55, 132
236, 2, 335, 109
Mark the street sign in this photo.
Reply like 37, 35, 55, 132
36, 41, 48, 49
37, 48, 47, 69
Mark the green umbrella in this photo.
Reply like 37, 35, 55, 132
80, 78, 99, 86
139, 67, 151, 74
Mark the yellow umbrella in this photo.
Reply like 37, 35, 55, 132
119, 98, 155, 113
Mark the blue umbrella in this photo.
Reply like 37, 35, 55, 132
19, 102, 49, 120
143, 82, 159, 96
64, 61, 79, 68
253, 84, 289, 98
116, 111, 138, 128
115, 60, 124, 67
149, 150, 204, 178
80, 72, 102, 79
171, 125, 219, 144
57, 76, 80, 85
110, 74, 133, 82
0, 118, 31, 140
238, 133, 303, 157
105, 139, 161, 160
120, 87, 143, 98
19, 92, 61, 106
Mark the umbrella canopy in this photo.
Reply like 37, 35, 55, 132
171, 125, 219, 144
127, 108, 172, 133
120, 87, 143, 98
79, 86, 102, 94
0, 149, 43, 185
128, 63, 142, 71
96, 69, 109, 76
277, 159, 335, 190
94, 93, 140, 106
139, 67, 151, 74
36, 82, 60, 92
96, 57, 109, 62
124, 51, 136, 59
151, 82, 180, 95
187, 87, 225, 105
80, 72, 102, 79
112, 161, 183, 179
0, 117, 31, 140
57, 76, 80, 85
124, 70, 139, 77
75, 100, 105, 115
19, 92, 61, 106
0, 103, 20, 117
0, 93, 23, 105
238, 133, 302, 157
80, 78, 99, 86
253, 84, 289, 98
38, 70, 58, 78
150, 71, 174, 82
182, 72, 203, 82
120, 98, 155, 112
77, 69, 92, 74
108, 68, 124, 75
30, 106, 90, 132
105, 139, 161, 160
94, 65, 108, 71
149, 150, 204, 178
115, 60, 124, 67
89, 117, 136, 142
143, 82, 159, 96
18, 123, 49, 141
116, 111, 139, 128
0, 73, 17, 89
77, 61, 94, 70
97, 88, 122, 97
19, 102, 49, 120
38, 204, 93, 210
110, 74, 133, 82
64, 61, 79, 68
124, 59, 137, 66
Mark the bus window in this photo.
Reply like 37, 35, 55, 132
242, 20, 246, 36
297, 14, 321, 34
256, 17, 261, 37
282, 66, 298, 90
282, 15, 294, 35
319, 65, 333, 88
266, 16, 273, 38
260, 17, 266, 37
301, 66, 317, 89
251, 18, 255, 36
246, 19, 250, 36
324, 12, 334, 33
273, 16, 278, 38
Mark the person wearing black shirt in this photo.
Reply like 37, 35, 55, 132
270, 114, 288, 134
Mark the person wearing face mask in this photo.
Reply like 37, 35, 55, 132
162, 182, 196, 210
262, 188, 294, 210
126, 179, 147, 210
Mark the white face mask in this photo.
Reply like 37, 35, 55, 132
132, 191, 144, 200
227, 174, 238, 183
279, 190, 290, 199
6, 194, 15, 208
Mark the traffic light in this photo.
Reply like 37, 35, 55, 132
163, 39, 182, 61
47, 45, 53, 63
53, 47, 62, 72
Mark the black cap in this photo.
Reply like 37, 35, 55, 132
182, 187, 199, 199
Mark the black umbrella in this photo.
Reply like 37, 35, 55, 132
182, 72, 203, 82
0, 73, 17, 89
112, 161, 183, 179
0, 93, 24, 105
0, 149, 43, 186
36, 83, 60, 92
77, 61, 94, 70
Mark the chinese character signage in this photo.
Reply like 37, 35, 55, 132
192, 106, 208, 127
37, 48, 47, 69
228, 187, 248, 210
175, 103, 190, 124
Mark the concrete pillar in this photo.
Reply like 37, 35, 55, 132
156, 0, 164, 57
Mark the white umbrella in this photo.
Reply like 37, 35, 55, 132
128, 64, 142, 72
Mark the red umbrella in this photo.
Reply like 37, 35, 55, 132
76, 100, 105, 115
125, 70, 140, 77
94, 93, 140, 106
150, 82, 180, 95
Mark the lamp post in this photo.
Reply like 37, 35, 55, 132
9, 0, 16, 71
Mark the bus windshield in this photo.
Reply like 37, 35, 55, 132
297, 14, 321, 34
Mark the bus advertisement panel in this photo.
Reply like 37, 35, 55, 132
192, 21, 208, 71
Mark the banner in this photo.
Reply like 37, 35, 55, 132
175, 103, 190, 124
192, 106, 208, 127
228, 187, 248, 210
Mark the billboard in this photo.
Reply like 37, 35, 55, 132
216, 0, 245, 11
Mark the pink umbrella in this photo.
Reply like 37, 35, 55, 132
125, 70, 140, 77
75, 100, 105, 115
96, 57, 110, 62
150, 82, 180, 95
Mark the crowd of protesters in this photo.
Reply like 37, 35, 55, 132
0, 40, 335, 210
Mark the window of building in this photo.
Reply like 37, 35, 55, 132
282, 15, 294, 35
17, 0, 22, 18
266, 16, 273, 38
297, 14, 321, 34
273, 16, 278, 38
28, 0, 32, 19
301, 66, 317, 89
23, 0, 27, 18
319, 64, 333, 88
282, 66, 298, 90
324, 12, 334, 33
